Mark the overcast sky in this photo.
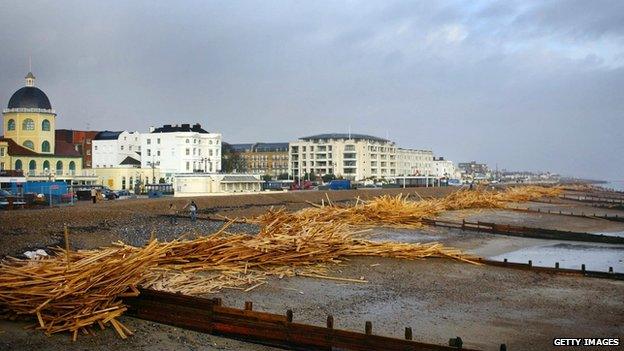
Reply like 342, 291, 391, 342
0, 1, 622, 179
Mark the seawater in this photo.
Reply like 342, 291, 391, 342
598, 180, 624, 192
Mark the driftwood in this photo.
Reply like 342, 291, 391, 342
0, 186, 561, 339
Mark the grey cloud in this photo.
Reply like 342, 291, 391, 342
0, 0, 622, 179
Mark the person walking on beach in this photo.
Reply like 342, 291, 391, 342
185, 201, 198, 222
168, 203, 178, 224
91, 187, 97, 204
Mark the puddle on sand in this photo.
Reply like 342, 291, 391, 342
365, 228, 440, 243
592, 231, 624, 238
490, 243, 624, 273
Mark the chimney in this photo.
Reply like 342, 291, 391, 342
149, 126, 155, 133
181, 123, 190, 129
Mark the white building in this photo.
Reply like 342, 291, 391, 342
289, 133, 397, 181
92, 131, 142, 168
141, 123, 221, 182
432, 157, 458, 178
396, 148, 433, 176
173, 173, 263, 197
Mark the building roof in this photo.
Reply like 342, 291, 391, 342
0, 138, 38, 156
228, 142, 289, 153
300, 133, 389, 142
221, 175, 263, 182
254, 142, 289, 152
152, 123, 209, 134
94, 131, 123, 140
7, 86, 52, 110
229, 143, 253, 152
119, 156, 141, 166
0, 137, 81, 157
54, 140, 82, 156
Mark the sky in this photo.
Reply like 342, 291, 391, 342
0, 0, 622, 180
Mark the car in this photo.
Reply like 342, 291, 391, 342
0, 189, 11, 205
116, 189, 131, 197
101, 189, 119, 200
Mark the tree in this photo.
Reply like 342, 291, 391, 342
277, 173, 290, 180
221, 142, 247, 173
262, 174, 272, 181
158, 177, 166, 184
321, 173, 336, 183
307, 171, 317, 181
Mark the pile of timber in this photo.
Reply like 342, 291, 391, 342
0, 221, 473, 339
0, 185, 560, 340
254, 185, 563, 229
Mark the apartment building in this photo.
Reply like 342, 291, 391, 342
230, 142, 289, 178
289, 133, 397, 181
396, 148, 434, 176
141, 123, 221, 181
92, 131, 142, 168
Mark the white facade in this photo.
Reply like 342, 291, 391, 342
92, 131, 141, 168
141, 124, 221, 182
173, 173, 262, 197
432, 158, 458, 178
396, 148, 433, 176
289, 134, 397, 181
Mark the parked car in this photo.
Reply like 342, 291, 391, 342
0, 189, 11, 206
116, 189, 131, 197
101, 188, 119, 200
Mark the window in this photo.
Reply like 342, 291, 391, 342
56, 161, 63, 174
147, 149, 151, 156
186, 162, 190, 170
43, 160, 50, 171
41, 140, 50, 152
157, 150, 160, 156
15, 160, 22, 170
121, 146, 125, 150
86, 150, 91, 155
193, 148, 196, 155
0, 148, 4, 156
23, 140, 34, 149
7, 119, 15, 131
22, 119, 35, 130
186, 148, 190, 155
0, 162, 4, 170
186, 139, 190, 143
42, 119, 51, 131
29, 160, 36, 172
157, 138, 161, 144
209, 149, 213, 156
69, 161, 76, 172
94, 145, 98, 150
147, 139, 151, 145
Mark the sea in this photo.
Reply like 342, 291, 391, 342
597, 180, 624, 192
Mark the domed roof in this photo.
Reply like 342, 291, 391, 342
7, 86, 52, 110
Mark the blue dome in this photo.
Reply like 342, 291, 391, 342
7, 86, 52, 110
